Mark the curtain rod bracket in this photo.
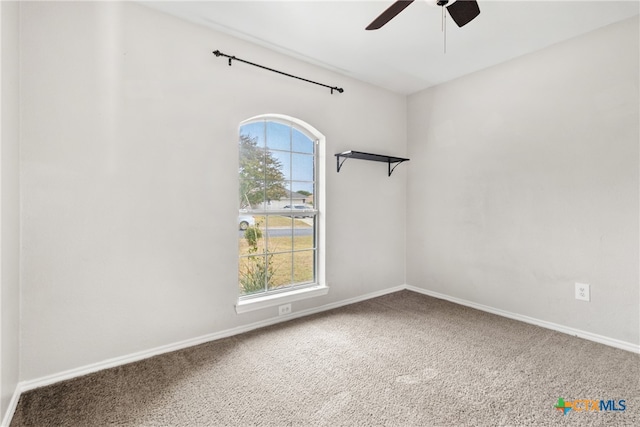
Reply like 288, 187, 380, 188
213, 49, 344, 95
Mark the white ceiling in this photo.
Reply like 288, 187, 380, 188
141, 1, 640, 94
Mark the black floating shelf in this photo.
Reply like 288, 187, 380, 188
335, 150, 409, 177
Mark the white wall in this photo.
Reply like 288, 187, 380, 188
19, 1, 407, 381
407, 17, 639, 345
1, 0, 21, 420
17, 0, 638, 389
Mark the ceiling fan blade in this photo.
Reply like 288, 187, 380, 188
446, 0, 480, 28
366, 0, 415, 30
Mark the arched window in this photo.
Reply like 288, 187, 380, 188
237, 115, 325, 307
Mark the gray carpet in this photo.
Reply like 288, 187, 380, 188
11, 290, 640, 426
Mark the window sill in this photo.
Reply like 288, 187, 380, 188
235, 284, 329, 314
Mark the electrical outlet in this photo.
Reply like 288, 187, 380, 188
278, 304, 292, 316
575, 283, 590, 302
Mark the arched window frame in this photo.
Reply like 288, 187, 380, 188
236, 114, 327, 313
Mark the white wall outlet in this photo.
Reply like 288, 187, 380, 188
278, 304, 292, 316
575, 283, 590, 302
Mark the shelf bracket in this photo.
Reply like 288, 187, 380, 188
336, 155, 348, 173
388, 159, 408, 177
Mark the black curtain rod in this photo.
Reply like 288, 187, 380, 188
213, 50, 344, 95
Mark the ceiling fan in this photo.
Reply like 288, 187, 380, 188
366, 0, 481, 30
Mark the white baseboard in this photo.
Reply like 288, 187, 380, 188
5, 283, 637, 426
1, 384, 22, 427
3, 285, 404, 427
19, 284, 406, 394
405, 284, 640, 354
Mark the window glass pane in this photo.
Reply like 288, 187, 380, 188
239, 232, 266, 257
265, 180, 288, 208
238, 210, 259, 230
266, 216, 292, 255
240, 121, 265, 147
239, 138, 266, 181
292, 128, 314, 153
293, 216, 314, 250
239, 180, 265, 210
278, 183, 293, 209
251, 215, 265, 227
293, 250, 315, 284
265, 214, 293, 234
290, 182, 314, 207
292, 153, 314, 182
239, 218, 266, 258
266, 121, 291, 151
269, 149, 290, 180
239, 255, 267, 295
268, 252, 293, 290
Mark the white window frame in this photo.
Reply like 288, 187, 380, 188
236, 114, 327, 314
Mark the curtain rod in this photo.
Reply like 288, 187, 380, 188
213, 50, 344, 95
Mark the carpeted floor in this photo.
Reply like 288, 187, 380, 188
11, 290, 640, 426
